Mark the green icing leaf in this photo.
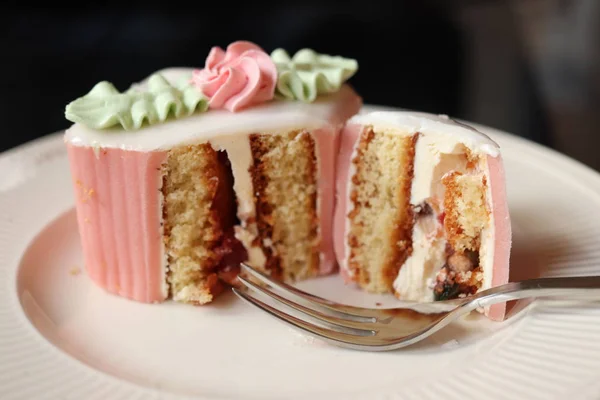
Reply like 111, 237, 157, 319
65, 73, 208, 130
271, 48, 358, 103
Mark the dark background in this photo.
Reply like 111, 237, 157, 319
2, 1, 599, 169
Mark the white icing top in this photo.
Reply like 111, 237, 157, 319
350, 111, 500, 157
64, 68, 360, 151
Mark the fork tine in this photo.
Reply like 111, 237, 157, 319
233, 285, 375, 337
232, 288, 378, 347
240, 263, 376, 322
238, 274, 377, 332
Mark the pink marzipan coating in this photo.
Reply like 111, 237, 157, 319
333, 123, 362, 279
313, 127, 337, 274
316, 93, 363, 275
485, 154, 512, 321
67, 144, 168, 303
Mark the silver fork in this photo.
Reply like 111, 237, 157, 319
232, 263, 600, 351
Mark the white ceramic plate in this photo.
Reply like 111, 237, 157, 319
2, 109, 600, 400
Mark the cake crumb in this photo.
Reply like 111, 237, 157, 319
69, 266, 81, 276
288, 328, 327, 347
441, 339, 460, 350
375, 302, 382, 306
81, 187, 96, 203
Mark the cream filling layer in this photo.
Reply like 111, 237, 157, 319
208, 134, 266, 268
383, 129, 495, 300
394, 216, 446, 302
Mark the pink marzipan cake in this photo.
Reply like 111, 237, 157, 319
64, 40, 511, 320
334, 112, 512, 320
64, 41, 362, 305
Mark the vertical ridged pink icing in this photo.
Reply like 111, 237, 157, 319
485, 154, 512, 321
333, 123, 362, 279
314, 92, 363, 275
66, 144, 167, 303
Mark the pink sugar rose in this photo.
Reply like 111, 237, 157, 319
191, 41, 278, 112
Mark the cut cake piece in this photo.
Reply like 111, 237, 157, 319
63, 40, 513, 322
161, 144, 238, 303
249, 130, 321, 281
64, 41, 362, 305
334, 111, 511, 320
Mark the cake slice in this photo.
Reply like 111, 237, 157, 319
334, 111, 511, 320
64, 41, 362, 304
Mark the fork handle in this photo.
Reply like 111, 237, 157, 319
475, 276, 600, 307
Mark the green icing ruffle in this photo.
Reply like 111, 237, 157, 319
65, 74, 208, 130
271, 48, 358, 103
